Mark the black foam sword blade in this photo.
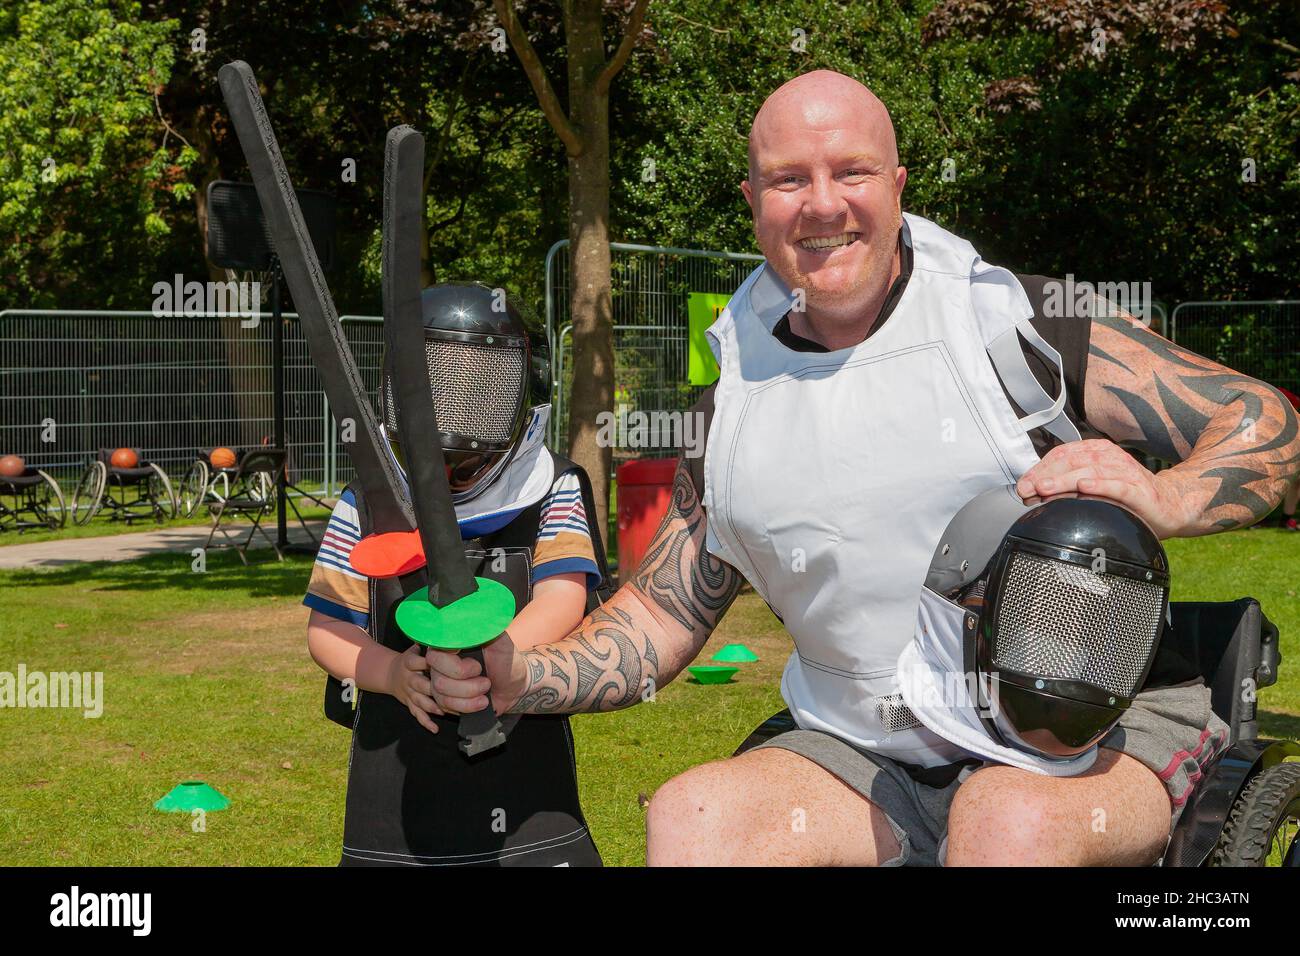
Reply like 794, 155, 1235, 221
382, 126, 511, 756
217, 61, 413, 533
381, 126, 475, 604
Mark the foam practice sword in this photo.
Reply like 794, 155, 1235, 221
218, 62, 516, 755
379, 125, 517, 756
217, 60, 413, 533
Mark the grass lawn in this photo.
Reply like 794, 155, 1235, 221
0, 527, 1296, 866
0, 497, 333, 548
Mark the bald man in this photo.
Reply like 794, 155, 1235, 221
424, 70, 1300, 865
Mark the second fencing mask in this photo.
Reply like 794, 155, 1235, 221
381, 283, 537, 503
898, 485, 1169, 775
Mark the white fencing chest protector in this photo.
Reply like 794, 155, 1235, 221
703, 213, 1083, 767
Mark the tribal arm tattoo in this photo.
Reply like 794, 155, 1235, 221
507, 459, 744, 714
1085, 307, 1300, 533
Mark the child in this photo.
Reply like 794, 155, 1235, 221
304, 283, 607, 866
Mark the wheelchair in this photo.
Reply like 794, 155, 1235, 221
200, 447, 289, 564
69, 448, 177, 526
179, 447, 274, 518
0, 465, 66, 532
733, 598, 1298, 867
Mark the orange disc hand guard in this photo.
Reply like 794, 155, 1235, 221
349, 529, 427, 578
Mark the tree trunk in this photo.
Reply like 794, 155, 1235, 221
562, 0, 616, 549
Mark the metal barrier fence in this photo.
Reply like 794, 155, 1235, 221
545, 241, 763, 451
1149, 302, 1168, 339
4, 294, 1295, 499
1171, 301, 1300, 394
0, 309, 383, 495
555, 322, 691, 456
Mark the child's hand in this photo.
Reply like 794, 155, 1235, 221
386, 644, 445, 733
426, 631, 529, 717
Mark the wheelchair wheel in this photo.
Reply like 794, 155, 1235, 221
33, 469, 67, 529
1211, 761, 1300, 867
147, 463, 177, 520
71, 462, 106, 526
180, 461, 208, 517
249, 470, 274, 503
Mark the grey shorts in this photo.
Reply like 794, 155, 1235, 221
752, 681, 1231, 866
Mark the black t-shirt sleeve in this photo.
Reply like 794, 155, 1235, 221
683, 382, 716, 499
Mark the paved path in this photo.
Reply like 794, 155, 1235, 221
0, 520, 327, 569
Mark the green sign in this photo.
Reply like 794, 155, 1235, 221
687, 292, 730, 386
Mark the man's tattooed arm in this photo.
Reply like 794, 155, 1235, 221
506, 459, 744, 714
1085, 308, 1300, 533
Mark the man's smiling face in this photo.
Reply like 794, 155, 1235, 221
742, 71, 906, 338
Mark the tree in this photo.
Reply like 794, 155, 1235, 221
611, 0, 999, 253
139, 0, 565, 441
493, 0, 652, 538
918, 0, 1300, 299
0, 0, 186, 309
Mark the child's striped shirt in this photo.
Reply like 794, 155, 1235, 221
303, 471, 599, 630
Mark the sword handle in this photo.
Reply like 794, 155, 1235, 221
455, 647, 509, 757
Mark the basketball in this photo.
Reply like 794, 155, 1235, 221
109, 447, 139, 468
0, 455, 25, 477
209, 447, 237, 469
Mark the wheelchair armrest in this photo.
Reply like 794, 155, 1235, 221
1258, 614, 1281, 690
1164, 736, 1300, 867
1157, 599, 1277, 745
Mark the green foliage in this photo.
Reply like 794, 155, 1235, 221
4, 0, 1297, 313
0, 0, 181, 308
610, 0, 1300, 302
612, 0, 998, 254
1180, 308, 1300, 393
932, 0, 1300, 299
414, 82, 565, 324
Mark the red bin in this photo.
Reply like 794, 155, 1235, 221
616, 457, 679, 581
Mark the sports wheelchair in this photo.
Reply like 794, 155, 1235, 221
69, 448, 177, 526
179, 447, 274, 518
0, 465, 66, 532
734, 598, 1298, 867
